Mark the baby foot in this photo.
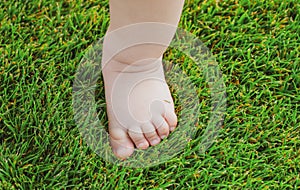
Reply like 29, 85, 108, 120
102, 58, 177, 159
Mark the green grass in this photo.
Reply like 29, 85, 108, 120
0, 0, 299, 189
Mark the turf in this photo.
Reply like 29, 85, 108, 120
0, 0, 299, 189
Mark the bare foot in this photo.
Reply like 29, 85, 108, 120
102, 57, 177, 159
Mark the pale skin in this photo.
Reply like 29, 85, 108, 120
102, 0, 185, 159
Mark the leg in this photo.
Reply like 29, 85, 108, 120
102, 0, 185, 159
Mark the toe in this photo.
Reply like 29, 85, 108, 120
109, 126, 134, 160
152, 116, 170, 139
128, 127, 149, 150
142, 122, 161, 146
164, 109, 177, 131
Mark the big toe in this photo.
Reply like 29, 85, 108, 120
109, 126, 134, 160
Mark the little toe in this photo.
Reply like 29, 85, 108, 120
152, 116, 170, 139
109, 126, 134, 160
142, 122, 161, 146
128, 127, 149, 150
164, 110, 177, 131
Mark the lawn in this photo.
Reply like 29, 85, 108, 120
0, 0, 299, 189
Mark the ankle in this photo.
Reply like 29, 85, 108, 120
103, 57, 163, 74
102, 24, 168, 67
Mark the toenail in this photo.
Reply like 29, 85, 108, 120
116, 148, 127, 158
160, 135, 167, 139
137, 143, 148, 149
151, 138, 160, 145
170, 127, 175, 131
